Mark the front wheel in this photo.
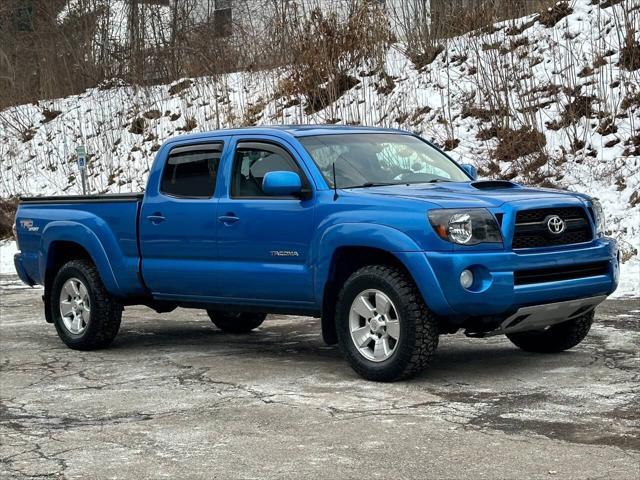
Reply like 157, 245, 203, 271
207, 311, 266, 333
335, 265, 439, 382
506, 311, 594, 353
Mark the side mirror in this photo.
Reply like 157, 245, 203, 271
262, 171, 303, 196
461, 164, 478, 180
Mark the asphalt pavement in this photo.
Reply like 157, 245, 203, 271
1, 272, 638, 479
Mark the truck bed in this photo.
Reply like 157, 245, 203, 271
15, 193, 146, 297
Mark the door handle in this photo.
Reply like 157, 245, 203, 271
218, 214, 240, 225
146, 213, 166, 224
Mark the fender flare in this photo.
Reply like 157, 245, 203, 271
314, 222, 423, 300
313, 223, 453, 344
40, 220, 122, 295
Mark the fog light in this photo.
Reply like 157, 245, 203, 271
460, 269, 474, 289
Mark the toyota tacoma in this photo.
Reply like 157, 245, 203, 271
13, 126, 619, 381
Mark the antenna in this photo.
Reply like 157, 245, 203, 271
332, 162, 339, 201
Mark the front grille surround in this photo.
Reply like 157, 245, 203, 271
512, 206, 593, 249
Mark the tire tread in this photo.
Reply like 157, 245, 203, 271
336, 265, 438, 381
51, 259, 122, 350
506, 311, 594, 353
207, 311, 266, 333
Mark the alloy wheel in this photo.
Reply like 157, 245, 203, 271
349, 289, 400, 362
59, 277, 91, 335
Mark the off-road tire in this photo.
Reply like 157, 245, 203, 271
335, 265, 439, 382
506, 311, 594, 353
207, 311, 266, 333
51, 259, 122, 350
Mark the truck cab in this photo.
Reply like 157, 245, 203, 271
14, 126, 619, 381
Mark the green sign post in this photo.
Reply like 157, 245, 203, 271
76, 145, 87, 195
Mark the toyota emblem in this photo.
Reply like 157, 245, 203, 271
546, 215, 565, 235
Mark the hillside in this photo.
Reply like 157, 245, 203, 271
0, 0, 638, 292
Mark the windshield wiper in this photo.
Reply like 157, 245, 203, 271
349, 179, 451, 189
348, 182, 400, 189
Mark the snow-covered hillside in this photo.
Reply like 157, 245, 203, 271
0, 0, 638, 290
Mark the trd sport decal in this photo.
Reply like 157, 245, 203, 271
20, 219, 39, 232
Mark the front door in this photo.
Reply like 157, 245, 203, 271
139, 141, 225, 297
216, 138, 316, 303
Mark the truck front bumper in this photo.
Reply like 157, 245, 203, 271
396, 238, 619, 318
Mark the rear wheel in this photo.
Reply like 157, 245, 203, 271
207, 311, 266, 333
336, 265, 439, 382
51, 259, 122, 350
506, 311, 594, 353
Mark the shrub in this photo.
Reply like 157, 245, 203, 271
0, 198, 19, 239
536, 1, 573, 27
129, 117, 146, 135
491, 127, 547, 161
619, 29, 640, 71
285, 2, 392, 114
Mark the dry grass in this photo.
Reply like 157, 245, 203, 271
619, 29, 640, 71
491, 126, 547, 162
129, 117, 146, 135
0, 198, 18, 239
537, 1, 573, 27
284, 2, 391, 115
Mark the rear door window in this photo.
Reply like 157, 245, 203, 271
160, 143, 223, 198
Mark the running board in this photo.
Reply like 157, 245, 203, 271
466, 295, 607, 338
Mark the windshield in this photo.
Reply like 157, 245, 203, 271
299, 133, 470, 188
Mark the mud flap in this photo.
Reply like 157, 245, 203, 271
42, 290, 53, 323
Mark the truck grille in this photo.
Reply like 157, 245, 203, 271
512, 207, 593, 249
514, 261, 609, 285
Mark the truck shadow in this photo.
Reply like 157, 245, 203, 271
106, 315, 565, 381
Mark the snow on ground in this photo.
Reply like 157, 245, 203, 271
0, 240, 41, 290
0, 241, 17, 276
0, 0, 638, 295
612, 256, 640, 299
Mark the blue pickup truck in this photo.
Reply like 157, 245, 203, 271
14, 126, 619, 381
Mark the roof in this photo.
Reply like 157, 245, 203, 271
166, 124, 411, 144
253, 125, 409, 137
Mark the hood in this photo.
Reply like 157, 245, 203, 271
344, 180, 587, 209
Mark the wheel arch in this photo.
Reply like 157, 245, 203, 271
40, 222, 122, 323
42, 240, 98, 323
40, 222, 122, 295
45, 240, 93, 282
320, 245, 417, 345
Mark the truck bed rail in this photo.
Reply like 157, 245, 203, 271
19, 193, 144, 204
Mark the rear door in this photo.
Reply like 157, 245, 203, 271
139, 141, 226, 297
215, 137, 316, 303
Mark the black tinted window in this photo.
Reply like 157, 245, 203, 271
231, 143, 302, 197
161, 145, 222, 198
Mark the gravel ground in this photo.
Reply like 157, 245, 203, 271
1, 272, 639, 479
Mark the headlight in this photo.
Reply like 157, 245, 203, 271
591, 199, 606, 235
428, 209, 502, 245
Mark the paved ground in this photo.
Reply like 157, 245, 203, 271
1, 272, 639, 480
